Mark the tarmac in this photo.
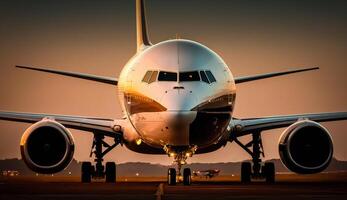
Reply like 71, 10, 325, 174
0, 172, 346, 200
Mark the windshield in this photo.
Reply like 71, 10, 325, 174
144, 70, 216, 84
158, 71, 177, 81
179, 71, 200, 82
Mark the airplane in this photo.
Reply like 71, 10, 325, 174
0, 0, 347, 185
193, 169, 220, 179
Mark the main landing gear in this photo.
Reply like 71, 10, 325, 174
165, 146, 196, 186
81, 132, 122, 183
231, 132, 275, 183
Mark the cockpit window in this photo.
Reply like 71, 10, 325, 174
179, 71, 200, 82
142, 71, 153, 83
143, 70, 215, 84
142, 70, 158, 84
148, 71, 158, 83
205, 70, 216, 83
158, 71, 177, 81
200, 71, 210, 83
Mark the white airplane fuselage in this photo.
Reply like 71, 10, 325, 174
118, 39, 236, 154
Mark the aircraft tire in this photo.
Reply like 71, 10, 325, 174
105, 162, 116, 183
263, 162, 275, 183
183, 168, 192, 185
81, 162, 92, 183
168, 168, 176, 185
241, 162, 251, 183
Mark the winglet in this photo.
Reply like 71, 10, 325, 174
136, 0, 152, 52
235, 67, 319, 84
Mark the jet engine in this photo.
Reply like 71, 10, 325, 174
20, 119, 75, 174
279, 120, 333, 174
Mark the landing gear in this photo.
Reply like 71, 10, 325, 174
81, 161, 93, 183
241, 162, 251, 183
105, 162, 117, 183
231, 132, 276, 183
164, 146, 196, 186
263, 162, 275, 183
168, 168, 176, 185
183, 168, 192, 185
81, 132, 122, 183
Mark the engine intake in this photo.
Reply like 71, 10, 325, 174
20, 120, 74, 174
279, 120, 333, 174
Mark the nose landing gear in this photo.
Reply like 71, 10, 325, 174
183, 168, 192, 185
164, 146, 196, 186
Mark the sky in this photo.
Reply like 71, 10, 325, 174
0, 0, 346, 165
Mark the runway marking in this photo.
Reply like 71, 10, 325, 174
155, 183, 164, 200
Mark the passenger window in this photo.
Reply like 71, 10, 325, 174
142, 71, 152, 83
158, 71, 177, 81
179, 71, 200, 82
148, 71, 158, 83
205, 70, 216, 83
200, 71, 210, 83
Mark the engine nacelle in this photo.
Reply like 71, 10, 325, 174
20, 119, 75, 174
279, 120, 333, 174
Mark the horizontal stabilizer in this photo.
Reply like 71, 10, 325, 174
16, 65, 118, 85
235, 67, 319, 84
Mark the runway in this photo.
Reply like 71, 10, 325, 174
1, 173, 346, 200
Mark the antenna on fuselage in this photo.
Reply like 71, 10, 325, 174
136, 0, 152, 52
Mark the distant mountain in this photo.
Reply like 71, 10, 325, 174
0, 158, 346, 176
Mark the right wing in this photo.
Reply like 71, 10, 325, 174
16, 65, 118, 85
0, 111, 124, 137
231, 112, 347, 137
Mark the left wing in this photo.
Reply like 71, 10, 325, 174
16, 65, 118, 85
234, 67, 318, 84
0, 111, 123, 137
231, 112, 347, 137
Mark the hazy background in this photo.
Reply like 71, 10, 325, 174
0, 0, 346, 165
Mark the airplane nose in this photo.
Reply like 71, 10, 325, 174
160, 111, 197, 146
161, 89, 198, 111
159, 89, 198, 145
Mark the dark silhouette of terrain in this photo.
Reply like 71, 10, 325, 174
0, 158, 346, 176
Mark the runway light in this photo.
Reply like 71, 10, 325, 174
136, 173, 139, 176
136, 139, 142, 145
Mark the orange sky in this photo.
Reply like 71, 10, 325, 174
0, 0, 346, 164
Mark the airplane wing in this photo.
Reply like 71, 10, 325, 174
231, 112, 347, 137
0, 111, 123, 137
16, 65, 118, 85
234, 67, 318, 84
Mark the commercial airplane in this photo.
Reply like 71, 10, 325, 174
0, 0, 347, 185
193, 169, 220, 179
